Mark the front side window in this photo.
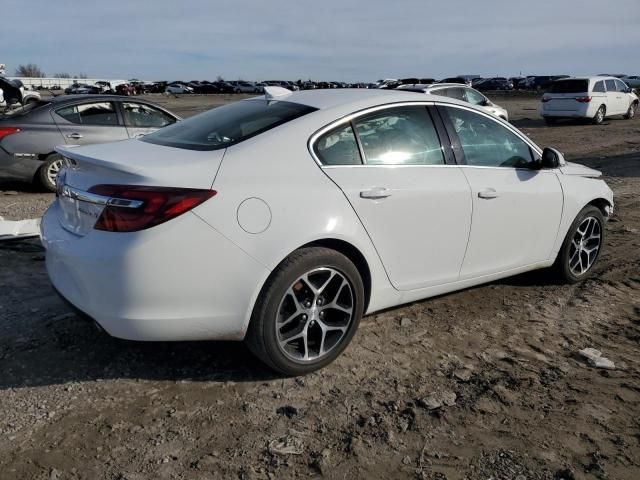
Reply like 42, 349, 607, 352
464, 88, 486, 105
446, 88, 466, 101
122, 102, 175, 128
353, 106, 444, 165
441, 106, 533, 168
615, 79, 628, 92
142, 99, 316, 151
56, 102, 118, 126
593, 81, 605, 93
315, 123, 361, 165
605, 79, 616, 92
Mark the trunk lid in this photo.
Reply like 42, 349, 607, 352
54, 139, 223, 236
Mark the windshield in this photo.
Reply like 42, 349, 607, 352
550, 80, 589, 93
142, 99, 317, 151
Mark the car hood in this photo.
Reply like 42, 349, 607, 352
559, 161, 602, 178
56, 139, 224, 191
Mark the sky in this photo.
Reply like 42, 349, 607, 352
2, 0, 639, 82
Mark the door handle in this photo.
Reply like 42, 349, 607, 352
360, 187, 391, 199
478, 188, 499, 199
66, 133, 83, 139
134, 133, 147, 138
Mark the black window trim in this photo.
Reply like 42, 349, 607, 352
54, 100, 124, 127
435, 102, 543, 169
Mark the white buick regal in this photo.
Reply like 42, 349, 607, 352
42, 87, 613, 375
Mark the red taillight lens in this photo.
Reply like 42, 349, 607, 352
0, 127, 20, 140
575, 96, 592, 103
88, 185, 216, 232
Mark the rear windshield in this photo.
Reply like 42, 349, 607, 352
549, 80, 589, 93
141, 99, 317, 151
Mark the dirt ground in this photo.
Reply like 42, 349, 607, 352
0, 94, 639, 480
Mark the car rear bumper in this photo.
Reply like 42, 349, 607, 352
539, 104, 596, 118
0, 147, 42, 182
41, 201, 270, 341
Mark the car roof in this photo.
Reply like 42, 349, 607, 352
49, 94, 167, 107
253, 88, 456, 110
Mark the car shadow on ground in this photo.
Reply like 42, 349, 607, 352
0, 180, 42, 193
510, 118, 612, 129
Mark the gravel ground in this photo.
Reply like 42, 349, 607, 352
1, 95, 639, 479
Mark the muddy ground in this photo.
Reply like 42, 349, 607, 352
0, 94, 639, 479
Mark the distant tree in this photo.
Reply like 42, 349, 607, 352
15, 63, 45, 77
216, 75, 224, 82
77, 73, 88, 79
54, 72, 71, 78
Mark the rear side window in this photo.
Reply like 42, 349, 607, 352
593, 81, 605, 93
353, 106, 444, 165
315, 123, 361, 165
56, 102, 118, 126
549, 80, 589, 93
142, 99, 316, 151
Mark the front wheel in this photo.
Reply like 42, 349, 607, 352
553, 206, 605, 283
623, 102, 637, 120
246, 247, 364, 376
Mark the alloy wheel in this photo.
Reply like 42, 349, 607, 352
276, 267, 354, 362
46, 158, 65, 187
568, 216, 602, 276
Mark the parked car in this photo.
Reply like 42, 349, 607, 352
42, 88, 613, 375
539, 76, 638, 125
397, 83, 509, 121
620, 75, 640, 88
438, 77, 472, 86
0, 95, 180, 191
529, 75, 570, 91
0, 88, 5, 110
475, 77, 514, 91
234, 82, 261, 93
0, 77, 41, 105
166, 83, 193, 94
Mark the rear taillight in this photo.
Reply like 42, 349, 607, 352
87, 185, 216, 232
575, 96, 592, 103
0, 127, 20, 140
541, 96, 551, 103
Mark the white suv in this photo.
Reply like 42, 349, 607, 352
539, 76, 638, 125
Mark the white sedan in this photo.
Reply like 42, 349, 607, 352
42, 87, 614, 375
165, 84, 193, 94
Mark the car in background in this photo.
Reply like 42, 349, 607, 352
42, 88, 613, 375
475, 77, 513, 91
0, 95, 180, 191
621, 75, 640, 88
0, 78, 42, 105
234, 82, 262, 93
397, 83, 509, 121
166, 83, 193, 94
0, 88, 5, 110
438, 77, 472, 86
529, 75, 570, 91
539, 76, 638, 125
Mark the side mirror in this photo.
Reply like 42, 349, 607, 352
540, 147, 563, 169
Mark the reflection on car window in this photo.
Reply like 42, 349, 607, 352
353, 106, 444, 165
442, 106, 533, 168
464, 88, 486, 105
57, 102, 118, 126
315, 123, 361, 165
122, 102, 174, 128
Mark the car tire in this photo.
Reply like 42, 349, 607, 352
552, 205, 605, 284
623, 102, 637, 120
592, 105, 606, 125
37, 153, 65, 192
245, 247, 365, 376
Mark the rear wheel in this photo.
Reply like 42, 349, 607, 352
623, 102, 637, 120
553, 206, 605, 283
37, 153, 64, 192
592, 105, 606, 125
246, 247, 364, 376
